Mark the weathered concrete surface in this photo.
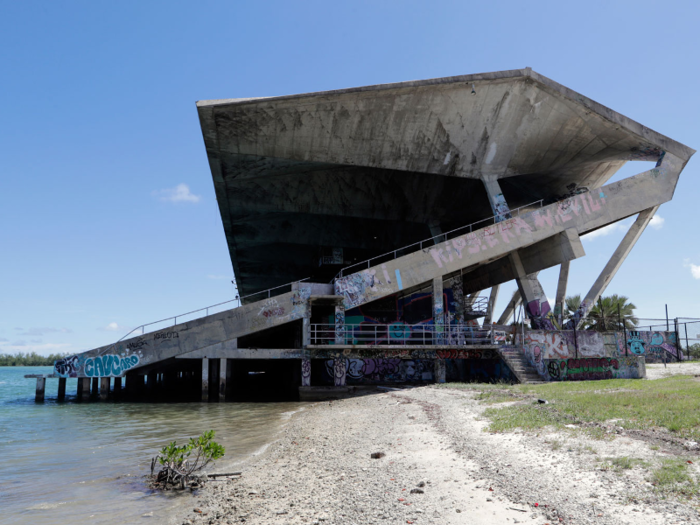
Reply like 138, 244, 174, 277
198, 68, 694, 295
334, 151, 689, 311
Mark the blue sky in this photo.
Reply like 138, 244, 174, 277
1, 0, 699, 356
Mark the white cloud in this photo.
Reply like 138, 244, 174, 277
582, 220, 631, 241
153, 183, 201, 203
101, 322, 122, 332
684, 259, 700, 280
649, 214, 665, 230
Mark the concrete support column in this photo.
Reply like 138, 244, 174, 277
433, 277, 445, 344
219, 358, 227, 402
301, 359, 311, 386
302, 317, 311, 347
554, 261, 570, 327
201, 357, 209, 402
481, 178, 512, 222
333, 358, 346, 386
434, 359, 446, 383
79, 378, 91, 401
509, 252, 555, 329
450, 275, 465, 323
575, 206, 659, 329
334, 305, 345, 345
483, 285, 500, 325
35, 377, 46, 402
57, 378, 66, 400
99, 377, 110, 401
497, 289, 523, 325
91, 377, 99, 398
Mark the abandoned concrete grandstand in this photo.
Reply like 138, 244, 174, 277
27, 68, 695, 401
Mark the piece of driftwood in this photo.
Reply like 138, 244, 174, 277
207, 471, 242, 478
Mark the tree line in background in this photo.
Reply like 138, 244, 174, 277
0, 352, 70, 366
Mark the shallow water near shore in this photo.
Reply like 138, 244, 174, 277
0, 367, 305, 524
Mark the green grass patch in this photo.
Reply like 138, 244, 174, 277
462, 375, 700, 441
476, 390, 515, 404
650, 459, 699, 498
601, 456, 650, 472
483, 402, 572, 432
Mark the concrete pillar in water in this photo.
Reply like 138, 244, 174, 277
334, 304, 345, 344
554, 261, 570, 327
509, 251, 555, 329
481, 178, 512, 222
433, 277, 444, 344
333, 358, 346, 386
99, 377, 110, 401
201, 357, 209, 402
301, 358, 311, 386
113, 377, 122, 396
35, 377, 46, 402
78, 378, 91, 401
435, 360, 446, 383
57, 377, 66, 400
219, 358, 227, 402
91, 377, 99, 398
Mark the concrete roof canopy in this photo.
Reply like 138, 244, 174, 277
197, 68, 694, 297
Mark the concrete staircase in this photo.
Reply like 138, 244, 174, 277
496, 346, 545, 384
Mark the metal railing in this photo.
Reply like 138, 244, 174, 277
309, 323, 496, 346
334, 199, 544, 279
100, 278, 310, 354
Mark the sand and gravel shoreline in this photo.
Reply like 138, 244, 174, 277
177, 366, 700, 525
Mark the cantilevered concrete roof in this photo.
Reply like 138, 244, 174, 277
197, 68, 694, 296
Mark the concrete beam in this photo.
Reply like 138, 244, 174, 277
334, 304, 345, 345
483, 285, 500, 325
333, 359, 346, 386
554, 261, 570, 326
482, 178, 512, 222
510, 251, 555, 330
301, 359, 311, 386
435, 360, 446, 383
461, 229, 584, 295
576, 206, 659, 328
433, 277, 445, 344
497, 289, 523, 325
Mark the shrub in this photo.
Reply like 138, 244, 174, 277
150, 430, 225, 489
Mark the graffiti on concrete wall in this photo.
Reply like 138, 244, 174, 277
56, 353, 140, 378
329, 286, 457, 345
619, 331, 679, 360
54, 355, 82, 377
324, 358, 435, 383
301, 359, 311, 386
335, 268, 393, 309
543, 356, 642, 381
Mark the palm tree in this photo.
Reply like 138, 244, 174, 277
586, 295, 638, 331
563, 294, 590, 329
562, 294, 638, 331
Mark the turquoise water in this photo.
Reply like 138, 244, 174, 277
0, 367, 305, 524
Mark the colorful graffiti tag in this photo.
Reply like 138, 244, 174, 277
544, 356, 642, 381
55, 353, 140, 378
621, 331, 679, 361
324, 358, 434, 383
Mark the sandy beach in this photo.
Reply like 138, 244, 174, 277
176, 366, 700, 525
